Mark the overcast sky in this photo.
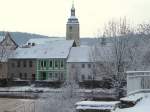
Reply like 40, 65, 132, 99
0, 0, 150, 37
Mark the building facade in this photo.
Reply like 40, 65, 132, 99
8, 59, 36, 80
67, 46, 97, 82
67, 62, 95, 82
36, 59, 66, 82
127, 71, 150, 95
66, 4, 80, 46
8, 40, 75, 84
0, 32, 18, 81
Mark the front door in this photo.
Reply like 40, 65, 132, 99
41, 72, 46, 80
32, 74, 35, 80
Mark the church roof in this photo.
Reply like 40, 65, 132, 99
9, 40, 74, 59
0, 36, 5, 43
67, 46, 91, 62
24, 37, 65, 46
67, 45, 113, 63
0, 32, 18, 48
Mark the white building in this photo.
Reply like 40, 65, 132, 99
126, 71, 150, 95
67, 46, 94, 82
67, 46, 112, 83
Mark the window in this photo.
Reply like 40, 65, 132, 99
72, 64, 75, 68
49, 73, 53, 79
59, 72, 64, 80
60, 60, 64, 68
17, 61, 21, 67
81, 75, 85, 80
11, 73, 14, 79
32, 43, 35, 46
23, 60, 26, 67
24, 73, 27, 80
93, 64, 96, 68
40, 60, 46, 68
69, 26, 72, 31
0, 64, 2, 69
55, 73, 58, 79
55, 60, 59, 68
88, 64, 91, 68
11, 63, 15, 68
82, 64, 85, 68
29, 61, 33, 67
49, 60, 53, 68
44, 61, 46, 67
141, 77, 150, 89
88, 75, 92, 80
40, 61, 43, 67
19, 73, 22, 79
41, 72, 46, 80
32, 74, 35, 80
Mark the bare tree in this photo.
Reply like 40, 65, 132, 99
90, 18, 145, 98
137, 22, 150, 35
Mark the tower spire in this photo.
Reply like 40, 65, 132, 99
66, 0, 80, 46
71, 0, 75, 16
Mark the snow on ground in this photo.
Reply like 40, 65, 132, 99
0, 86, 115, 93
75, 101, 119, 110
120, 93, 143, 102
0, 98, 34, 112
115, 93, 150, 112
0, 86, 116, 112
0, 91, 80, 112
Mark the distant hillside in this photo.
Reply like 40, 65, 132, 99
0, 31, 102, 46
10, 32, 50, 45
0, 31, 56, 46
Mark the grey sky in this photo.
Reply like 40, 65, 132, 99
0, 0, 150, 37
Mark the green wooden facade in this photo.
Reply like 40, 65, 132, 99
36, 59, 66, 81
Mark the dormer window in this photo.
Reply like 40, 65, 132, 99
32, 43, 35, 46
28, 43, 31, 46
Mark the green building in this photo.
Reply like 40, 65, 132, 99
36, 58, 66, 81
9, 40, 75, 83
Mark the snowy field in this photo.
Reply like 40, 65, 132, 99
0, 98, 34, 112
0, 86, 117, 112
0, 87, 81, 112
0, 90, 150, 112
0, 92, 80, 112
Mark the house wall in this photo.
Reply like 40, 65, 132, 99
67, 62, 99, 82
0, 62, 8, 79
127, 72, 150, 95
0, 33, 18, 80
36, 59, 66, 81
1, 33, 17, 50
8, 59, 36, 80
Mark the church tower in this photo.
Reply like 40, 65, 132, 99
66, 3, 80, 46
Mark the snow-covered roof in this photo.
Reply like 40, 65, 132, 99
0, 47, 13, 62
75, 101, 119, 110
126, 71, 150, 74
120, 93, 143, 103
67, 46, 91, 62
67, 45, 113, 63
9, 40, 74, 59
0, 36, 5, 43
25, 37, 64, 46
